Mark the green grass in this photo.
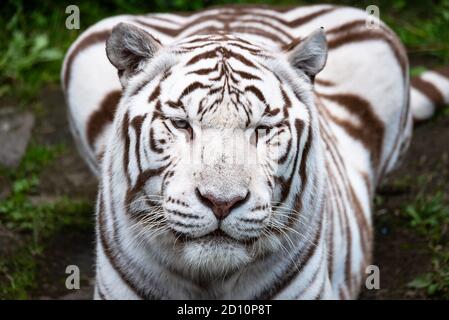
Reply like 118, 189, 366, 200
404, 193, 449, 298
408, 251, 449, 297
378, 172, 449, 298
0, 245, 40, 299
0, 196, 92, 299
405, 193, 449, 242
0, 144, 93, 299
0, 22, 63, 98
382, 0, 449, 63
1, 144, 63, 180
0, 195, 92, 244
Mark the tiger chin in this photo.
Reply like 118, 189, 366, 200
62, 5, 448, 299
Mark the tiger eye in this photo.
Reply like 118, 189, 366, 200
171, 119, 193, 139
171, 119, 190, 129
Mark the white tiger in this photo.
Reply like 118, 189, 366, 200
61, 4, 449, 299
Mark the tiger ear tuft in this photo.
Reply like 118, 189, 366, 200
286, 28, 328, 79
106, 22, 161, 83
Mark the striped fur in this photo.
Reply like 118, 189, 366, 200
61, 5, 448, 300
410, 66, 449, 121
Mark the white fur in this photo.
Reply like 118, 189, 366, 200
62, 5, 416, 299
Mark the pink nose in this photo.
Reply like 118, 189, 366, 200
195, 188, 249, 220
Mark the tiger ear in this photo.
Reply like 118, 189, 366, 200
106, 22, 161, 85
285, 28, 327, 79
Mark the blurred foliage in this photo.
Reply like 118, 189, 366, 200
0, 143, 92, 243
0, 246, 40, 299
0, 144, 92, 299
405, 193, 449, 242
408, 251, 449, 297
1, 0, 449, 101
403, 190, 449, 298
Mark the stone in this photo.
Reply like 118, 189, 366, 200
0, 109, 35, 168
0, 175, 11, 201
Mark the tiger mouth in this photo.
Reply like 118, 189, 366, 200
173, 229, 258, 246
203, 229, 244, 243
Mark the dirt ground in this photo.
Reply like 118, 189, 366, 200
3, 82, 448, 299
361, 112, 449, 299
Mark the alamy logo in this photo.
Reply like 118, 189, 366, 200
65, 265, 80, 290
65, 5, 80, 30
365, 265, 380, 290
366, 5, 380, 30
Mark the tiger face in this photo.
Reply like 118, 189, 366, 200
104, 23, 327, 277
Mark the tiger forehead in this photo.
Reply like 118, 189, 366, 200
148, 38, 285, 127
162, 60, 283, 127
175, 33, 270, 55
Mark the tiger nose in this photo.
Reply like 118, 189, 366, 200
195, 188, 250, 220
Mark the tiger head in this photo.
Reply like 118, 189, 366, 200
104, 23, 327, 277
